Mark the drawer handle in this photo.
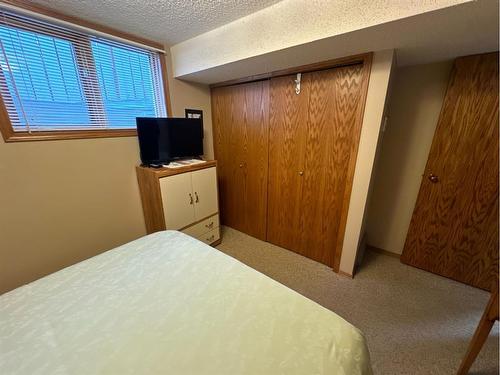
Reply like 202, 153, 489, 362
189, 193, 194, 205
206, 234, 215, 242
205, 222, 214, 229
195, 191, 199, 203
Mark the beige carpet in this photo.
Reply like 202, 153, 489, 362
216, 226, 499, 375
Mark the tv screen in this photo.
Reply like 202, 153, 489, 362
136, 117, 203, 165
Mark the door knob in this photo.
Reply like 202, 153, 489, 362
298, 171, 304, 176
428, 174, 439, 183
239, 163, 244, 168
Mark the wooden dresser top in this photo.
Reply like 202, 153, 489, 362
136, 160, 217, 178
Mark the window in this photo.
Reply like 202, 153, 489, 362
0, 7, 167, 141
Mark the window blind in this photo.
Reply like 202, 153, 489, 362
0, 8, 166, 132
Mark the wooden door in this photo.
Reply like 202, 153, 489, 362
159, 172, 195, 230
211, 80, 269, 240
401, 53, 499, 291
211, 85, 243, 231
267, 64, 368, 267
192, 167, 218, 220
266, 73, 310, 254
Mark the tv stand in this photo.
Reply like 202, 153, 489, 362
146, 163, 164, 168
136, 160, 220, 246
165, 159, 207, 169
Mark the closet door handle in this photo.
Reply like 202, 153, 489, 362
428, 174, 439, 183
189, 193, 194, 205
195, 192, 199, 203
298, 171, 304, 176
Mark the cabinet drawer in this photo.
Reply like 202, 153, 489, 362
182, 214, 220, 238
199, 227, 220, 245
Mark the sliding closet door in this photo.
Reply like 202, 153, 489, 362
212, 80, 269, 240
300, 65, 367, 267
212, 85, 243, 231
268, 64, 368, 268
401, 53, 499, 291
267, 74, 310, 252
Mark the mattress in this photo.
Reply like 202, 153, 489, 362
0, 231, 372, 375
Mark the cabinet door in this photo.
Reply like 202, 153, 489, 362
159, 172, 195, 230
191, 167, 218, 220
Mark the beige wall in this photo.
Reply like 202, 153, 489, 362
339, 50, 394, 275
0, 137, 145, 293
365, 60, 453, 255
165, 51, 214, 159
0, 50, 213, 294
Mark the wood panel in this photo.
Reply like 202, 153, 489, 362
457, 285, 499, 374
267, 73, 310, 252
211, 80, 269, 240
267, 64, 367, 267
136, 166, 165, 233
212, 84, 245, 232
299, 65, 366, 266
401, 52, 499, 291
211, 54, 372, 270
242, 80, 269, 239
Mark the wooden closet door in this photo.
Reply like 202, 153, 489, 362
267, 74, 310, 252
267, 64, 367, 267
299, 65, 366, 267
401, 53, 499, 291
212, 85, 244, 231
211, 80, 269, 240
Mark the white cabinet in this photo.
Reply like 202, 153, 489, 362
159, 166, 218, 230
159, 172, 196, 230
191, 166, 218, 220
137, 162, 221, 245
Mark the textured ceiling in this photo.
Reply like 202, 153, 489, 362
29, 0, 282, 45
171, 0, 498, 83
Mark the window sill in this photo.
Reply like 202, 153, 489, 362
1, 128, 137, 142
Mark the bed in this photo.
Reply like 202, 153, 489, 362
0, 231, 372, 374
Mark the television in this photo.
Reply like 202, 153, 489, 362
136, 117, 204, 165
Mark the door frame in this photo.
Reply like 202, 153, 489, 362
210, 53, 373, 272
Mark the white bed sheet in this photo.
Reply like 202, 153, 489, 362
0, 231, 372, 375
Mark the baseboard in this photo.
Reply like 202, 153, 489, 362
338, 270, 354, 278
211, 239, 222, 247
367, 245, 401, 259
